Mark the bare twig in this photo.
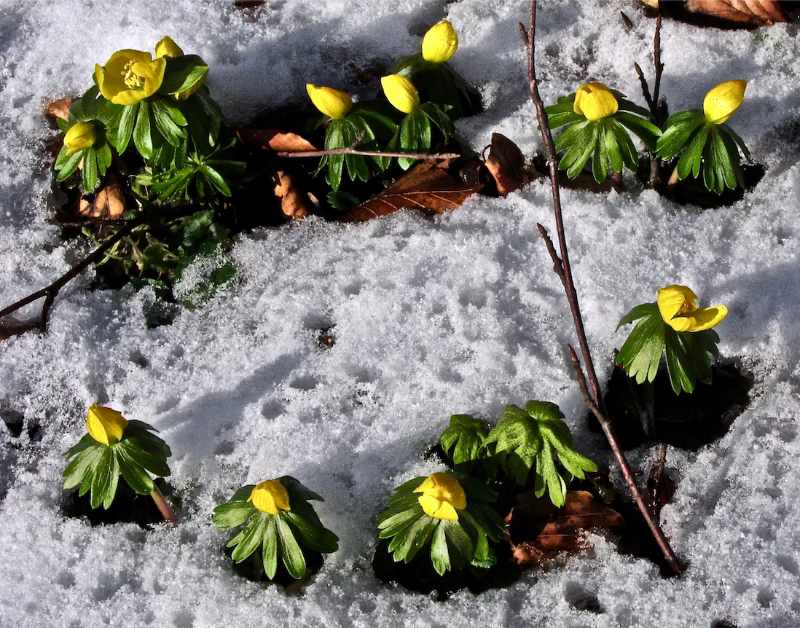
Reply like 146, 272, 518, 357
651, 442, 669, 517
635, 10, 665, 191
277, 129, 460, 161
523, 0, 684, 575
150, 485, 179, 525
45, 217, 132, 227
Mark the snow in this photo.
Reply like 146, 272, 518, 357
1, 0, 800, 626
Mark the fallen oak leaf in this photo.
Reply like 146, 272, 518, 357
77, 171, 126, 220
236, 128, 317, 153
44, 97, 74, 129
685, 0, 790, 25
483, 133, 530, 197
339, 161, 483, 222
506, 490, 626, 569
271, 170, 311, 220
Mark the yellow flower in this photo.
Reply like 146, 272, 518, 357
657, 285, 728, 332
86, 404, 128, 446
155, 36, 184, 58
96, 50, 167, 106
573, 82, 618, 121
63, 121, 97, 155
414, 472, 466, 521
306, 84, 353, 119
421, 19, 458, 64
381, 74, 420, 114
703, 79, 747, 124
248, 479, 291, 515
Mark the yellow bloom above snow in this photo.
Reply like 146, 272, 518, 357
64, 121, 97, 155
421, 19, 458, 64
96, 49, 167, 106
657, 285, 728, 332
414, 472, 466, 521
155, 36, 184, 58
703, 79, 747, 124
573, 82, 618, 121
86, 404, 128, 446
306, 84, 353, 119
381, 74, 420, 114
248, 479, 291, 515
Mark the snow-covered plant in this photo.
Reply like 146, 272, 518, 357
390, 19, 481, 119
655, 80, 750, 194
306, 84, 398, 191
212, 477, 339, 581
545, 82, 661, 182
616, 284, 728, 394
378, 472, 504, 576
381, 74, 455, 169
62, 405, 174, 516
483, 401, 597, 507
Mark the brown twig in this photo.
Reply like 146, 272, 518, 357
634, 11, 665, 191
45, 217, 132, 227
150, 485, 179, 525
277, 129, 460, 161
523, 0, 684, 575
651, 442, 669, 517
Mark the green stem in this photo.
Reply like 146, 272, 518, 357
150, 485, 178, 525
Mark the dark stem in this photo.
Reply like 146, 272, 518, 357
523, 0, 684, 575
651, 442, 669, 517
150, 485, 179, 525
635, 10, 665, 191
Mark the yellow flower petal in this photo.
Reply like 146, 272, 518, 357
657, 284, 727, 332
306, 84, 353, 119
704, 80, 747, 124
97, 49, 167, 106
381, 74, 420, 114
86, 404, 128, 446
248, 479, 291, 515
64, 121, 97, 155
413, 472, 466, 521
573, 82, 618, 121
155, 36, 184, 58
421, 19, 459, 64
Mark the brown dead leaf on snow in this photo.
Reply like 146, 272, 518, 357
272, 170, 311, 219
44, 98, 74, 129
339, 161, 483, 222
484, 133, 530, 197
506, 490, 626, 569
685, 0, 790, 25
78, 171, 126, 219
236, 128, 317, 153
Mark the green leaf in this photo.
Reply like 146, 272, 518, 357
609, 120, 639, 171
63, 444, 104, 490
378, 507, 424, 538
82, 149, 99, 193
112, 104, 138, 154
262, 517, 279, 579
430, 521, 450, 575
116, 449, 155, 495
616, 302, 659, 330
159, 55, 209, 95
212, 500, 258, 530
91, 446, 120, 509
677, 123, 710, 180
117, 437, 171, 477
655, 110, 706, 160
276, 515, 307, 579
56, 150, 82, 182
442, 519, 473, 563
616, 311, 666, 384
720, 124, 751, 161
553, 118, 592, 154
402, 517, 438, 564
231, 514, 268, 563
152, 99, 187, 147
133, 101, 153, 160
283, 511, 339, 553
614, 112, 661, 150
664, 327, 695, 394
592, 139, 609, 183
440, 414, 489, 470
64, 433, 99, 460
563, 123, 600, 179
602, 122, 623, 173
200, 165, 232, 196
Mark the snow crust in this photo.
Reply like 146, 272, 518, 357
1, 0, 800, 626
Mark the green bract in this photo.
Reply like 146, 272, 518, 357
63, 419, 171, 510
386, 102, 454, 170
484, 401, 597, 507
378, 472, 504, 576
212, 477, 339, 581
545, 89, 661, 183
616, 302, 722, 395
655, 109, 750, 195
439, 414, 497, 478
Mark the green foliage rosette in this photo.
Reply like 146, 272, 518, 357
484, 401, 597, 507
212, 477, 339, 581
439, 414, 498, 478
616, 284, 728, 394
655, 80, 750, 194
378, 471, 504, 576
63, 405, 171, 510
545, 82, 661, 182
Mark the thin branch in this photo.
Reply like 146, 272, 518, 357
278, 146, 461, 160
45, 217, 133, 227
635, 10, 665, 191
525, 0, 684, 575
651, 442, 669, 517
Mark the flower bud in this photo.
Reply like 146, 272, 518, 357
413, 472, 466, 521
573, 82, 618, 121
155, 36, 184, 58
64, 121, 97, 155
421, 19, 458, 64
306, 84, 353, 119
248, 479, 291, 515
86, 404, 128, 446
657, 284, 728, 332
703, 80, 747, 124
381, 74, 420, 114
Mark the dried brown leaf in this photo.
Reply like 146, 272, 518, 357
236, 128, 317, 153
44, 98, 74, 129
78, 171, 126, 219
272, 170, 311, 219
507, 490, 626, 569
339, 162, 483, 222
685, 0, 790, 25
484, 133, 529, 197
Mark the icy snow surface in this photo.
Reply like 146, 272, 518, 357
1, 0, 800, 626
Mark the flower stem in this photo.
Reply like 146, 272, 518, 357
150, 485, 178, 525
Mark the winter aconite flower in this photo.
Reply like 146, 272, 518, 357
155, 36, 184, 58
413, 472, 466, 521
306, 84, 353, 119
248, 479, 291, 515
85, 404, 128, 446
95, 50, 167, 105
381, 74, 420, 114
421, 19, 458, 64
703, 80, 747, 125
573, 82, 619, 121
63, 121, 97, 155
657, 285, 728, 332
154, 37, 207, 100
